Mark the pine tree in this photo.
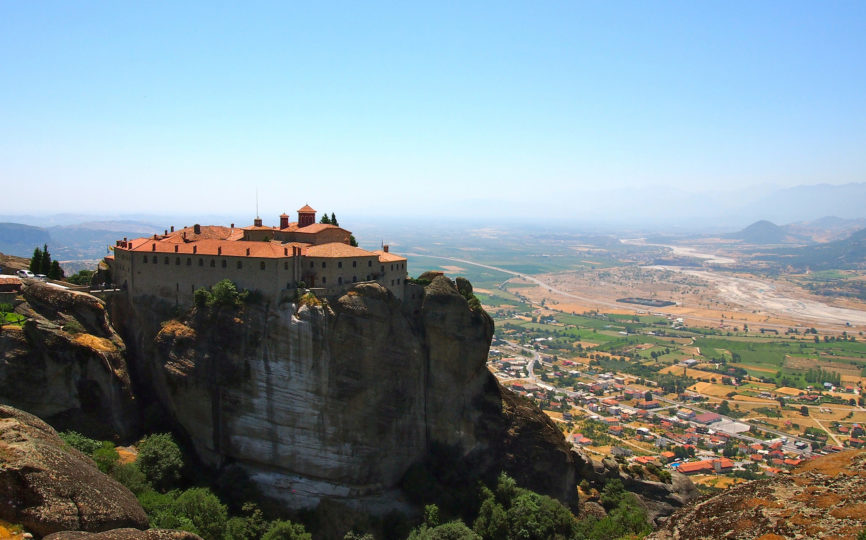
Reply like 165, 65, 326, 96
40, 244, 51, 275
320, 213, 331, 224
49, 260, 64, 280
331, 213, 338, 226
30, 247, 43, 274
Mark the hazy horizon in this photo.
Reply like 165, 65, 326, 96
2, 2, 865, 221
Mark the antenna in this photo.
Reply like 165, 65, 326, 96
256, 187, 259, 219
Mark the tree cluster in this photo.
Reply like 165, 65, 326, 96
59, 430, 311, 540
29, 244, 64, 279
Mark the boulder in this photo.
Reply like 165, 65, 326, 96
0, 405, 148, 537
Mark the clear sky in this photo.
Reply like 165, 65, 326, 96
1, 1, 864, 220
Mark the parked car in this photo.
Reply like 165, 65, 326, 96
16, 269, 35, 279
34, 274, 48, 281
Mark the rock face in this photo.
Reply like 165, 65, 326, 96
0, 405, 149, 536
113, 276, 588, 510
647, 449, 866, 540
0, 283, 138, 439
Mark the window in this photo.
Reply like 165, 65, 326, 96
338, 261, 342, 268
310, 261, 314, 268
284, 262, 288, 270
381, 266, 384, 273
352, 260, 357, 268
186, 258, 191, 266
391, 279, 394, 285
199, 259, 203, 266
237, 261, 242, 269
322, 261, 326, 268
176, 257, 180, 265
366, 274, 371, 280
322, 276, 327, 284
210, 260, 215, 267
352, 276, 357, 283
222, 260, 227, 268
368, 260, 372, 267
165, 257, 170, 265
338, 277, 342, 285
143, 256, 148, 264
397, 278, 400, 284
260, 261, 266, 270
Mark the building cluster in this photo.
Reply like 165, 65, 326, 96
107, 205, 408, 306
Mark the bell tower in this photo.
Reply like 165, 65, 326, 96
297, 204, 316, 228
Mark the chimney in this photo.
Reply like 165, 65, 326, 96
230, 223, 234, 228
164, 229, 168, 236
284, 247, 288, 256
218, 247, 222, 255
124, 237, 127, 242
383, 245, 389, 253
193, 245, 197, 254
183, 232, 187, 240
279, 213, 289, 229
194, 224, 201, 234
170, 226, 174, 232
152, 243, 156, 251
246, 248, 250, 256
174, 245, 178, 253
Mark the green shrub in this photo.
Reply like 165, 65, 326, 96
173, 487, 228, 540
137, 433, 183, 491
59, 430, 101, 455
111, 462, 150, 495
92, 441, 119, 474
262, 519, 312, 540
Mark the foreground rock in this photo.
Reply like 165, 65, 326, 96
0, 405, 148, 537
0, 283, 138, 439
647, 449, 866, 540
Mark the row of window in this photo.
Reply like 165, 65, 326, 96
142, 255, 290, 271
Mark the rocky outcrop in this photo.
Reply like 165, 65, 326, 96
44, 530, 202, 540
571, 448, 698, 524
0, 405, 149, 537
647, 449, 866, 540
0, 283, 138, 439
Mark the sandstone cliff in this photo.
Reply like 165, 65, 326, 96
113, 276, 586, 510
647, 449, 866, 540
0, 283, 138, 439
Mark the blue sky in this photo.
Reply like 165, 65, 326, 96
1, 2, 864, 220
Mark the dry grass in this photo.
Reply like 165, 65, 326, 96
72, 333, 117, 353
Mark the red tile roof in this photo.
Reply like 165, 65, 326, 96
304, 243, 377, 258
298, 204, 316, 212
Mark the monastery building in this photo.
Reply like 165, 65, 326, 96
107, 205, 408, 306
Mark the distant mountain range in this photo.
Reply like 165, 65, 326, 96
0, 220, 160, 262
770, 228, 866, 271
728, 217, 866, 245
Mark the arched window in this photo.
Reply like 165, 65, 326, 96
237, 261, 243, 269
352, 260, 357, 268
322, 276, 327, 284
186, 258, 191, 266
210, 260, 215, 267
143, 256, 148, 264
260, 261, 266, 270
338, 277, 343, 285
338, 261, 342, 268
222, 260, 227, 268
165, 257, 170, 265
368, 260, 372, 267
322, 261, 327, 268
